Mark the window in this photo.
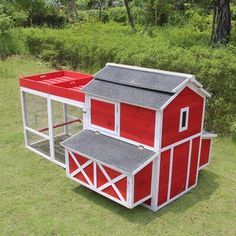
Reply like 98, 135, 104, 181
90, 98, 117, 133
179, 107, 189, 132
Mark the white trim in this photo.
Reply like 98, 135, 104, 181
89, 125, 155, 152
127, 175, 134, 207
25, 145, 66, 168
167, 147, 174, 200
25, 127, 49, 140
65, 149, 69, 176
63, 103, 68, 134
26, 144, 51, 160
97, 163, 126, 203
47, 98, 55, 161
190, 77, 203, 88
132, 153, 158, 175
198, 139, 212, 170
161, 84, 207, 111
179, 107, 189, 132
202, 133, 217, 139
154, 111, 160, 152
20, 86, 85, 108
132, 195, 152, 208
185, 139, 192, 190
50, 95, 84, 109
172, 79, 190, 92
67, 151, 130, 207
106, 63, 193, 78
85, 91, 160, 111
64, 146, 129, 175
88, 95, 119, 136
70, 152, 94, 187
20, 87, 48, 98
20, 90, 28, 146
150, 157, 159, 210
161, 133, 201, 152
93, 162, 97, 188
155, 183, 197, 211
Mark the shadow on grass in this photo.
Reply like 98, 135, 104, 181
72, 169, 219, 225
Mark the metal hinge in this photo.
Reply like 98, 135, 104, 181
95, 131, 100, 135
138, 145, 144, 150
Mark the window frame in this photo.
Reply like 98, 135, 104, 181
88, 96, 119, 135
179, 107, 189, 132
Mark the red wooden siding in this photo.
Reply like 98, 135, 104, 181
91, 99, 115, 131
69, 153, 78, 174
69, 153, 94, 185
158, 150, 171, 206
120, 103, 156, 147
188, 137, 200, 187
68, 151, 128, 202
162, 87, 204, 148
134, 162, 153, 203
170, 141, 190, 198
199, 139, 211, 167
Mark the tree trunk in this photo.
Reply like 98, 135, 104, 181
211, 0, 217, 42
107, 0, 113, 7
99, 2, 102, 21
213, 0, 231, 44
123, 0, 135, 31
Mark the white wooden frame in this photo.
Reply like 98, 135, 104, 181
20, 87, 85, 168
66, 148, 157, 209
87, 95, 119, 136
179, 107, 189, 132
142, 133, 202, 212
85, 94, 157, 152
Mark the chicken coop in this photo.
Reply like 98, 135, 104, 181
19, 64, 216, 211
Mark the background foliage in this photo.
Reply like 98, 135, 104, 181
0, 0, 235, 135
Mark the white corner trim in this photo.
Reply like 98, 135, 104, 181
179, 107, 189, 132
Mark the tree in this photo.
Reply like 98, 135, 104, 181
212, 0, 231, 44
123, 0, 136, 31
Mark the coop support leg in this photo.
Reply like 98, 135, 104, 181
20, 89, 28, 146
47, 97, 55, 161
63, 103, 69, 135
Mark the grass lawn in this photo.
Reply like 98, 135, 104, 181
0, 56, 235, 235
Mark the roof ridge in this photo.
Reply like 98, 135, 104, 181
106, 63, 194, 79
95, 78, 175, 95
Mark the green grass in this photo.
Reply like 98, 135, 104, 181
0, 56, 236, 235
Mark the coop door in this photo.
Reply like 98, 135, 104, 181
24, 92, 50, 157
52, 101, 83, 164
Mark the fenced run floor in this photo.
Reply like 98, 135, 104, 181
31, 134, 70, 164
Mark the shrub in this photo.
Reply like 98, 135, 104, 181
17, 23, 236, 134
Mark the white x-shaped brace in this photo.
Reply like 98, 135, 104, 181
96, 163, 126, 203
69, 151, 127, 203
69, 152, 94, 187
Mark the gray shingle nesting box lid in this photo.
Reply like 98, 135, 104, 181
81, 63, 196, 109
61, 129, 156, 174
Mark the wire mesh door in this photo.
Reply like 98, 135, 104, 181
52, 101, 83, 164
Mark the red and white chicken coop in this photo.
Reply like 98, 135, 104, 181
19, 63, 216, 211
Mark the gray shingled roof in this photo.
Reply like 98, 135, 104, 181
95, 65, 188, 93
81, 64, 193, 109
61, 130, 156, 174
82, 79, 173, 110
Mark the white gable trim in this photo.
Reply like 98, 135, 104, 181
106, 63, 193, 78
161, 83, 209, 110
